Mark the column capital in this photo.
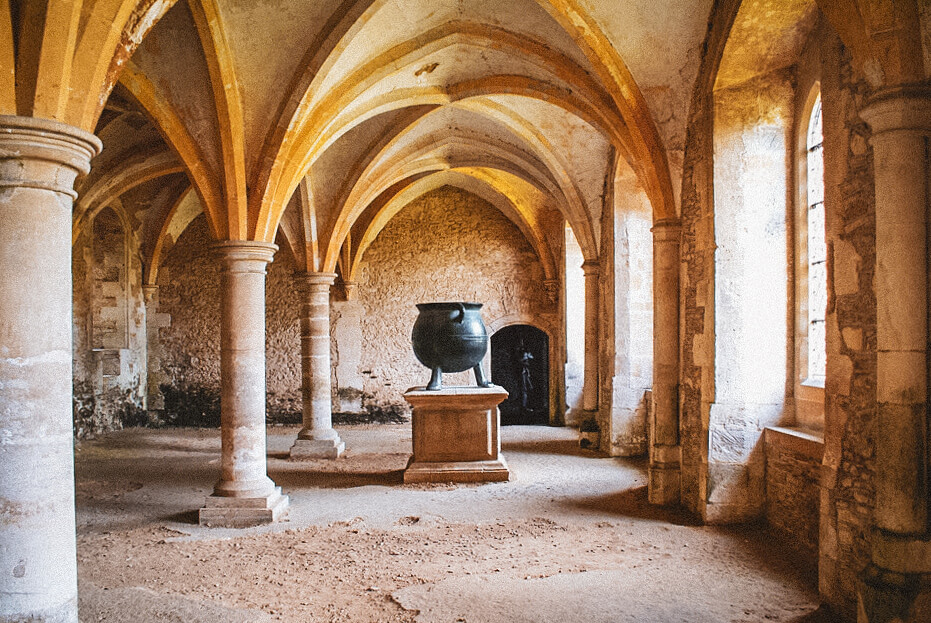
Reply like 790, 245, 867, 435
861, 85, 931, 135
0, 115, 102, 199
294, 271, 338, 291
581, 259, 600, 277
651, 218, 682, 239
211, 240, 277, 265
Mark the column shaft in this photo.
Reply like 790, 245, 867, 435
0, 116, 100, 623
290, 272, 344, 459
649, 220, 682, 505
199, 241, 288, 527
581, 260, 601, 412
861, 89, 931, 536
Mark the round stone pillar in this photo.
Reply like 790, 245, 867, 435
581, 260, 601, 413
290, 272, 344, 459
857, 86, 931, 623
649, 219, 682, 505
0, 116, 101, 623
198, 241, 288, 528
861, 87, 931, 536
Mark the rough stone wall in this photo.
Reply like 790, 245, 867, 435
355, 186, 552, 407
265, 249, 301, 421
677, 0, 738, 519
765, 435, 822, 559
818, 39, 876, 618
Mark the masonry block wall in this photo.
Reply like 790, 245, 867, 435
765, 430, 824, 559
72, 205, 148, 436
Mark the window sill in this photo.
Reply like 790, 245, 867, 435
764, 426, 824, 461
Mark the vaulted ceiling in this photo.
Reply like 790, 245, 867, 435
77, 0, 713, 281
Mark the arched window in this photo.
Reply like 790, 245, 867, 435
805, 93, 825, 384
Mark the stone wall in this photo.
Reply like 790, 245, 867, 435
819, 38, 876, 618
152, 186, 553, 425
156, 215, 302, 425
765, 429, 824, 560
355, 186, 553, 408
72, 204, 148, 437
679, 3, 878, 616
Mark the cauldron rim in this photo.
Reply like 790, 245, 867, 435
415, 301, 483, 311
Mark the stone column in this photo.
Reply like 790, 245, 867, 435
0, 116, 101, 623
649, 219, 681, 505
857, 87, 931, 622
290, 271, 345, 459
581, 260, 601, 412
199, 241, 288, 528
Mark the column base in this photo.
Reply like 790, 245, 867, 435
648, 463, 681, 505
198, 487, 289, 528
857, 563, 931, 623
403, 456, 510, 483
290, 437, 345, 459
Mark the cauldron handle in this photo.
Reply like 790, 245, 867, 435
453, 302, 466, 323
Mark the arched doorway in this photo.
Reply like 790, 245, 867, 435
491, 324, 549, 425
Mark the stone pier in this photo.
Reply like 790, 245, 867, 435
199, 241, 288, 528
0, 116, 101, 623
290, 272, 345, 459
649, 219, 682, 505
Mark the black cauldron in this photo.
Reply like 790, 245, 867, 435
411, 302, 492, 390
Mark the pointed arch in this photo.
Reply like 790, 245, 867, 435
0, 2, 14, 114
119, 59, 224, 240
73, 147, 183, 243
70, 0, 179, 130
535, 0, 677, 222
189, 0, 248, 239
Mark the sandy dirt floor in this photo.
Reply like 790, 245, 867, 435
74, 424, 839, 623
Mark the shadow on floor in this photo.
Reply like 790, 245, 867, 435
502, 437, 595, 457
789, 604, 844, 622
269, 468, 406, 489
563, 485, 701, 526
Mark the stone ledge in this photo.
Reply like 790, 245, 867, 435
764, 426, 825, 460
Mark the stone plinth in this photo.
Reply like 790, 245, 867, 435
404, 386, 510, 483
198, 488, 289, 529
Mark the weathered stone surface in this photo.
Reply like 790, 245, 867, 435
403, 386, 510, 484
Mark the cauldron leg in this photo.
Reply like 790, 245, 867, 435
427, 367, 443, 391
473, 364, 491, 387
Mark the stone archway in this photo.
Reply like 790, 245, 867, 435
491, 324, 549, 426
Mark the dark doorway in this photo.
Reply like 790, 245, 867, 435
491, 325, 549, 425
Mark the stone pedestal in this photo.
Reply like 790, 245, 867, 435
289, 272, 344, 459
0, 116, 101, 623
403, 386, 510, 483
199, 241, 288, 527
